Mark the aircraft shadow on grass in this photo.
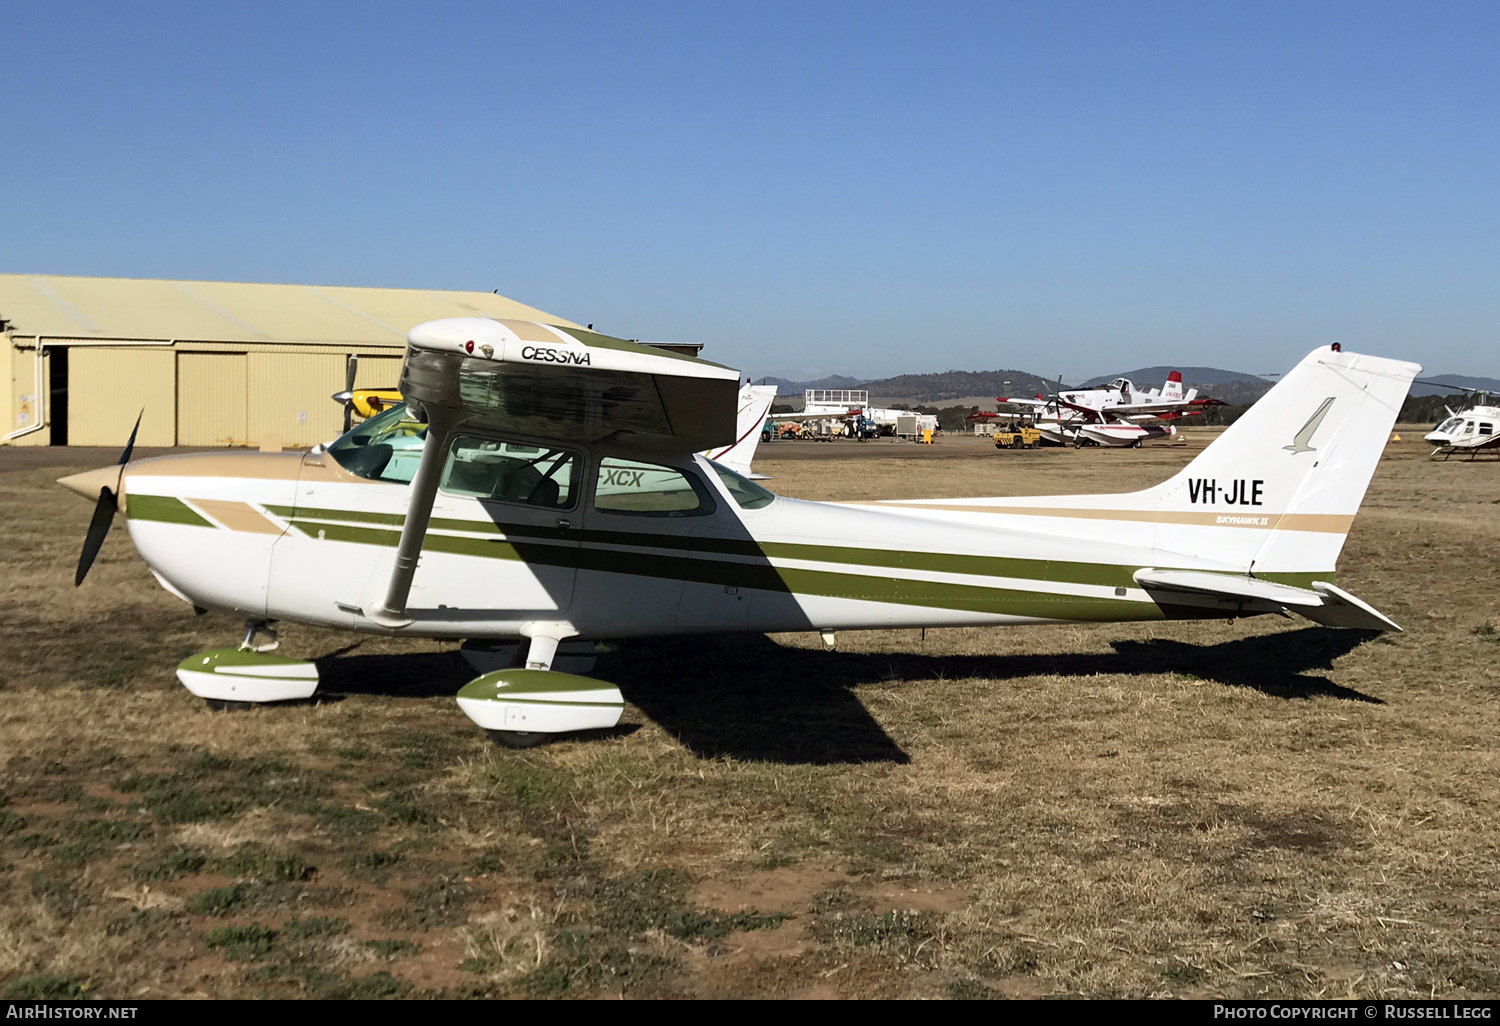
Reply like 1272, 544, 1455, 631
313, 621, 1380, 765
312, 625, 1381, 766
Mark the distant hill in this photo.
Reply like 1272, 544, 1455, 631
766, 365, 1497, 408
1408, 374, 1500, 398
767, 369, 1058, 402
1079, 366, 1270, 388
1078, 366, 1276, 407
759, 374, 862, 394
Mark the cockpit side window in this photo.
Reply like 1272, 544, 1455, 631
327, 403, 427, 483
441, 437, 579, 509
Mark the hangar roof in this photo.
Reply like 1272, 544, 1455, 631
0, 274, 582, 345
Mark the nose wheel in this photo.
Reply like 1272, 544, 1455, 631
487, 730, 550, 749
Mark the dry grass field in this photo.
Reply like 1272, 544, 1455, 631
1, 431, 1497, 999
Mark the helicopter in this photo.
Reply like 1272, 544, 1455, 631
1419, 381, 1500, 460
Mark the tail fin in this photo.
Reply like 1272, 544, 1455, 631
1161, 370, 1184, 401
704, 383, 779, 478
1142, 345, 1420, 579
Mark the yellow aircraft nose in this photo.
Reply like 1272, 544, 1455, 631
57, 465, 124, 502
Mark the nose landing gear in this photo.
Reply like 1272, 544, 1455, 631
178, 619, 320, 710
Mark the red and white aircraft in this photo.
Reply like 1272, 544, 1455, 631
1000, 372, 1226, 447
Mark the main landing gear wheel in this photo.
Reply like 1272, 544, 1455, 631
204, 698, 253, 712
487, 729, 550, 749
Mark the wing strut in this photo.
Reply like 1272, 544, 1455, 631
370, 404, 470, 628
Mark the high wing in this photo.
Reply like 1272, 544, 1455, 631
1056, 394, 1225, 421
997, 396, 1057, 411
401, 317, 741, 451
374, 317, 742, 626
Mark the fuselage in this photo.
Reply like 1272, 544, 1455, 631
112, 439, 1259, 642
1425, 405, 1500, 449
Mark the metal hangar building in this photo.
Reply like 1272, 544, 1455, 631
0, 274, 580, 448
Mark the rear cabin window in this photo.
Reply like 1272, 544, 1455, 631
707, 459, 776, 510
594, 458, 716, 517
441, 437, 579, 509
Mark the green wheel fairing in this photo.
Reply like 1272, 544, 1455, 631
459, 670, 621, 706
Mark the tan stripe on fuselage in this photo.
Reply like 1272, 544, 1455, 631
190, 499, 287, 535
867, 503, 1355, 534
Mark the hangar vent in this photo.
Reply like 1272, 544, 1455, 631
0, 275, 581, 448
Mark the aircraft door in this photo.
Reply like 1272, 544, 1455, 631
407, 435, 581, 618
575, 454, 726, 633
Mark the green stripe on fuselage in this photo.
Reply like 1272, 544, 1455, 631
127, 494, 214, 528
283, 507, 1156, 620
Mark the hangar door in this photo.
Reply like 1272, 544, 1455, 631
247, 352, 346, 448
177, 353, 248, 446
354, 355, 404, 392
68, 347, 177, 447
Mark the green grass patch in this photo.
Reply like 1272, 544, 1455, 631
1162, 960, 1208, 985
341, 849, 402, 884
374, 789, 440, 827
105, 908, 175, 937
211, 843, 316, 882
189, 883, 252, 916
55, 816, 154, 863
29, 871, 88, 920
381, 875, 475, 930
593, 868, 788, 942
314, 803, 383, 837
483, 758, 573, 808
521, 929, 679, 997
247, 964, 411, 999
131, 846, 209, 882
279, 916, 350, 941
115, 751, 325, 824
948, 978, 1004, 1000
2, 973, 88, 999
206, 923, 277, 962
813, 909, 946, 966
1475, 621, 1499, 642
364, 938, 421, 959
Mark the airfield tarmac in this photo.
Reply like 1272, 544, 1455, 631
1, 432, 1497, 999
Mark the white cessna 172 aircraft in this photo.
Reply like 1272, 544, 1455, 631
60, 321, 1417, 747
1000, 371, 1227, 447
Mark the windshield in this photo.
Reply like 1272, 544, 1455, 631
1435, 417, 1463, 434
706, 459, 776, 509
326, 403, 428, 483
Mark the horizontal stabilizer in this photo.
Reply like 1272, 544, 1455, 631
1302, 582, 1403, 632
1133, 569, 1401, 632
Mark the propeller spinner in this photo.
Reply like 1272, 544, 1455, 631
331, 354, 359, 433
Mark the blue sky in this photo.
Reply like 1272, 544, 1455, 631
3, 1, 1497, 381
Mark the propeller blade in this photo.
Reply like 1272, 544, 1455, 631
75, 487, 118, 586
119, 410, 143, 466
343, 355, 359, 432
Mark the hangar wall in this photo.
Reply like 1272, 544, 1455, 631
0, 275, 580, 448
